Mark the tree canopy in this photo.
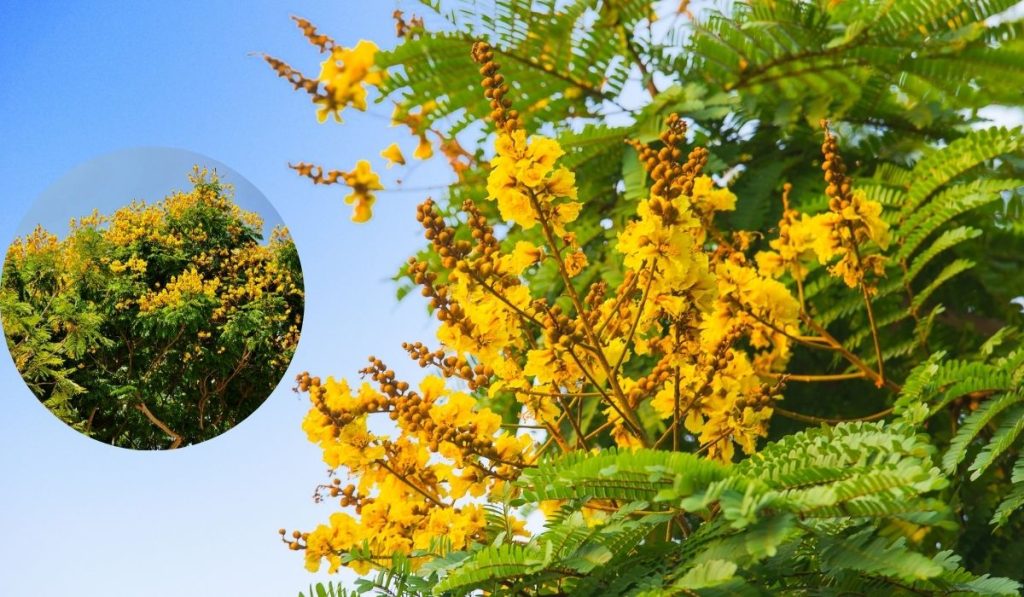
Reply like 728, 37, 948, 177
1, 168, 304, 449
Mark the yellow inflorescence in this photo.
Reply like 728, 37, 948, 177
291, 115, 801, 570
486, 129, 579, 231
109, 256, 147, 274
756, 125, 890, 290
138, 268, 219, 312
295, 371, 531, 574
8, 169, 303, 359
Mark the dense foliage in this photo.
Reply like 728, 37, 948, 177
267, 0, 1024, 594
1, 169, 303, 449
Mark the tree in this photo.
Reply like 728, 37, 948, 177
267, 1, 1024, 593
1, 168, 304, 449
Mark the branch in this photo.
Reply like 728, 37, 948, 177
135, 402, 183, 449
529, 191, 648, 445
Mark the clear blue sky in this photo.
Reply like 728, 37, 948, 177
0, 2, 448, 595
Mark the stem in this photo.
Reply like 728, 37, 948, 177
618, 24, 659, 98
565, 346, 645, 440
759, 371, 867, 383
846, 225, 886, 385
656, 394, 700, 448
558, 395, 588, 450
697, 429, 732, 455
543, 418, 571, 453
672, 367, 681, 451
801, 313, 901, 393
530, 190, 648, 445
860, 282, 886, 384
738, 303, 838, 353
595, 271, 641, 339
612, 261, 657, 376
773, 406, 893, 425
535, 410, 572, 457
519, 389, 603, 399
584, 420, 615, 442
377, 460, 445, 507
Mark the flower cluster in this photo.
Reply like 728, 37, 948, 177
342, 160, 383, 223
290, 367, 532, 574
5, 226, 58, 265
289, 159, 384, 223
137, 270, 215, 315
486, 129, 580, 231
108, 255, 148, 275
756, 124, 890, 290
392, 102, 437, 161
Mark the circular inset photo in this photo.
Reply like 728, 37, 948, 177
1, 148, 304, 449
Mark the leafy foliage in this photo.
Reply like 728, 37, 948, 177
359, 423, 1019, 596
1, 169, 303, 449
898, 346, 1024, 529
299, 582, 361, 597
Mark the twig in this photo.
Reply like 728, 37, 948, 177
773, 406, 893, 425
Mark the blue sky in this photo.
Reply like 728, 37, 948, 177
0, 1, 447, 595
14, 147, 286, 239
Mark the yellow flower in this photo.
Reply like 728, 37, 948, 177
500, 241, 544, 275
844, 190, 890, 250
315, 40, 382, 123
414, 134, 433, 160
137, 268, 219, 312
303, 511, 363, 573
485, 131, 579, 230
380, 143, 406, 167
448, 504, 486, 548
546, 168, 578, 200
691, 176, 737, 212
330, 40, 382, 85
342, 160, 384, 223
315, 85, 363, 124
564, 250, 588, 277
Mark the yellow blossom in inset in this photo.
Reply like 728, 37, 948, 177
138, 268, 219, 312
